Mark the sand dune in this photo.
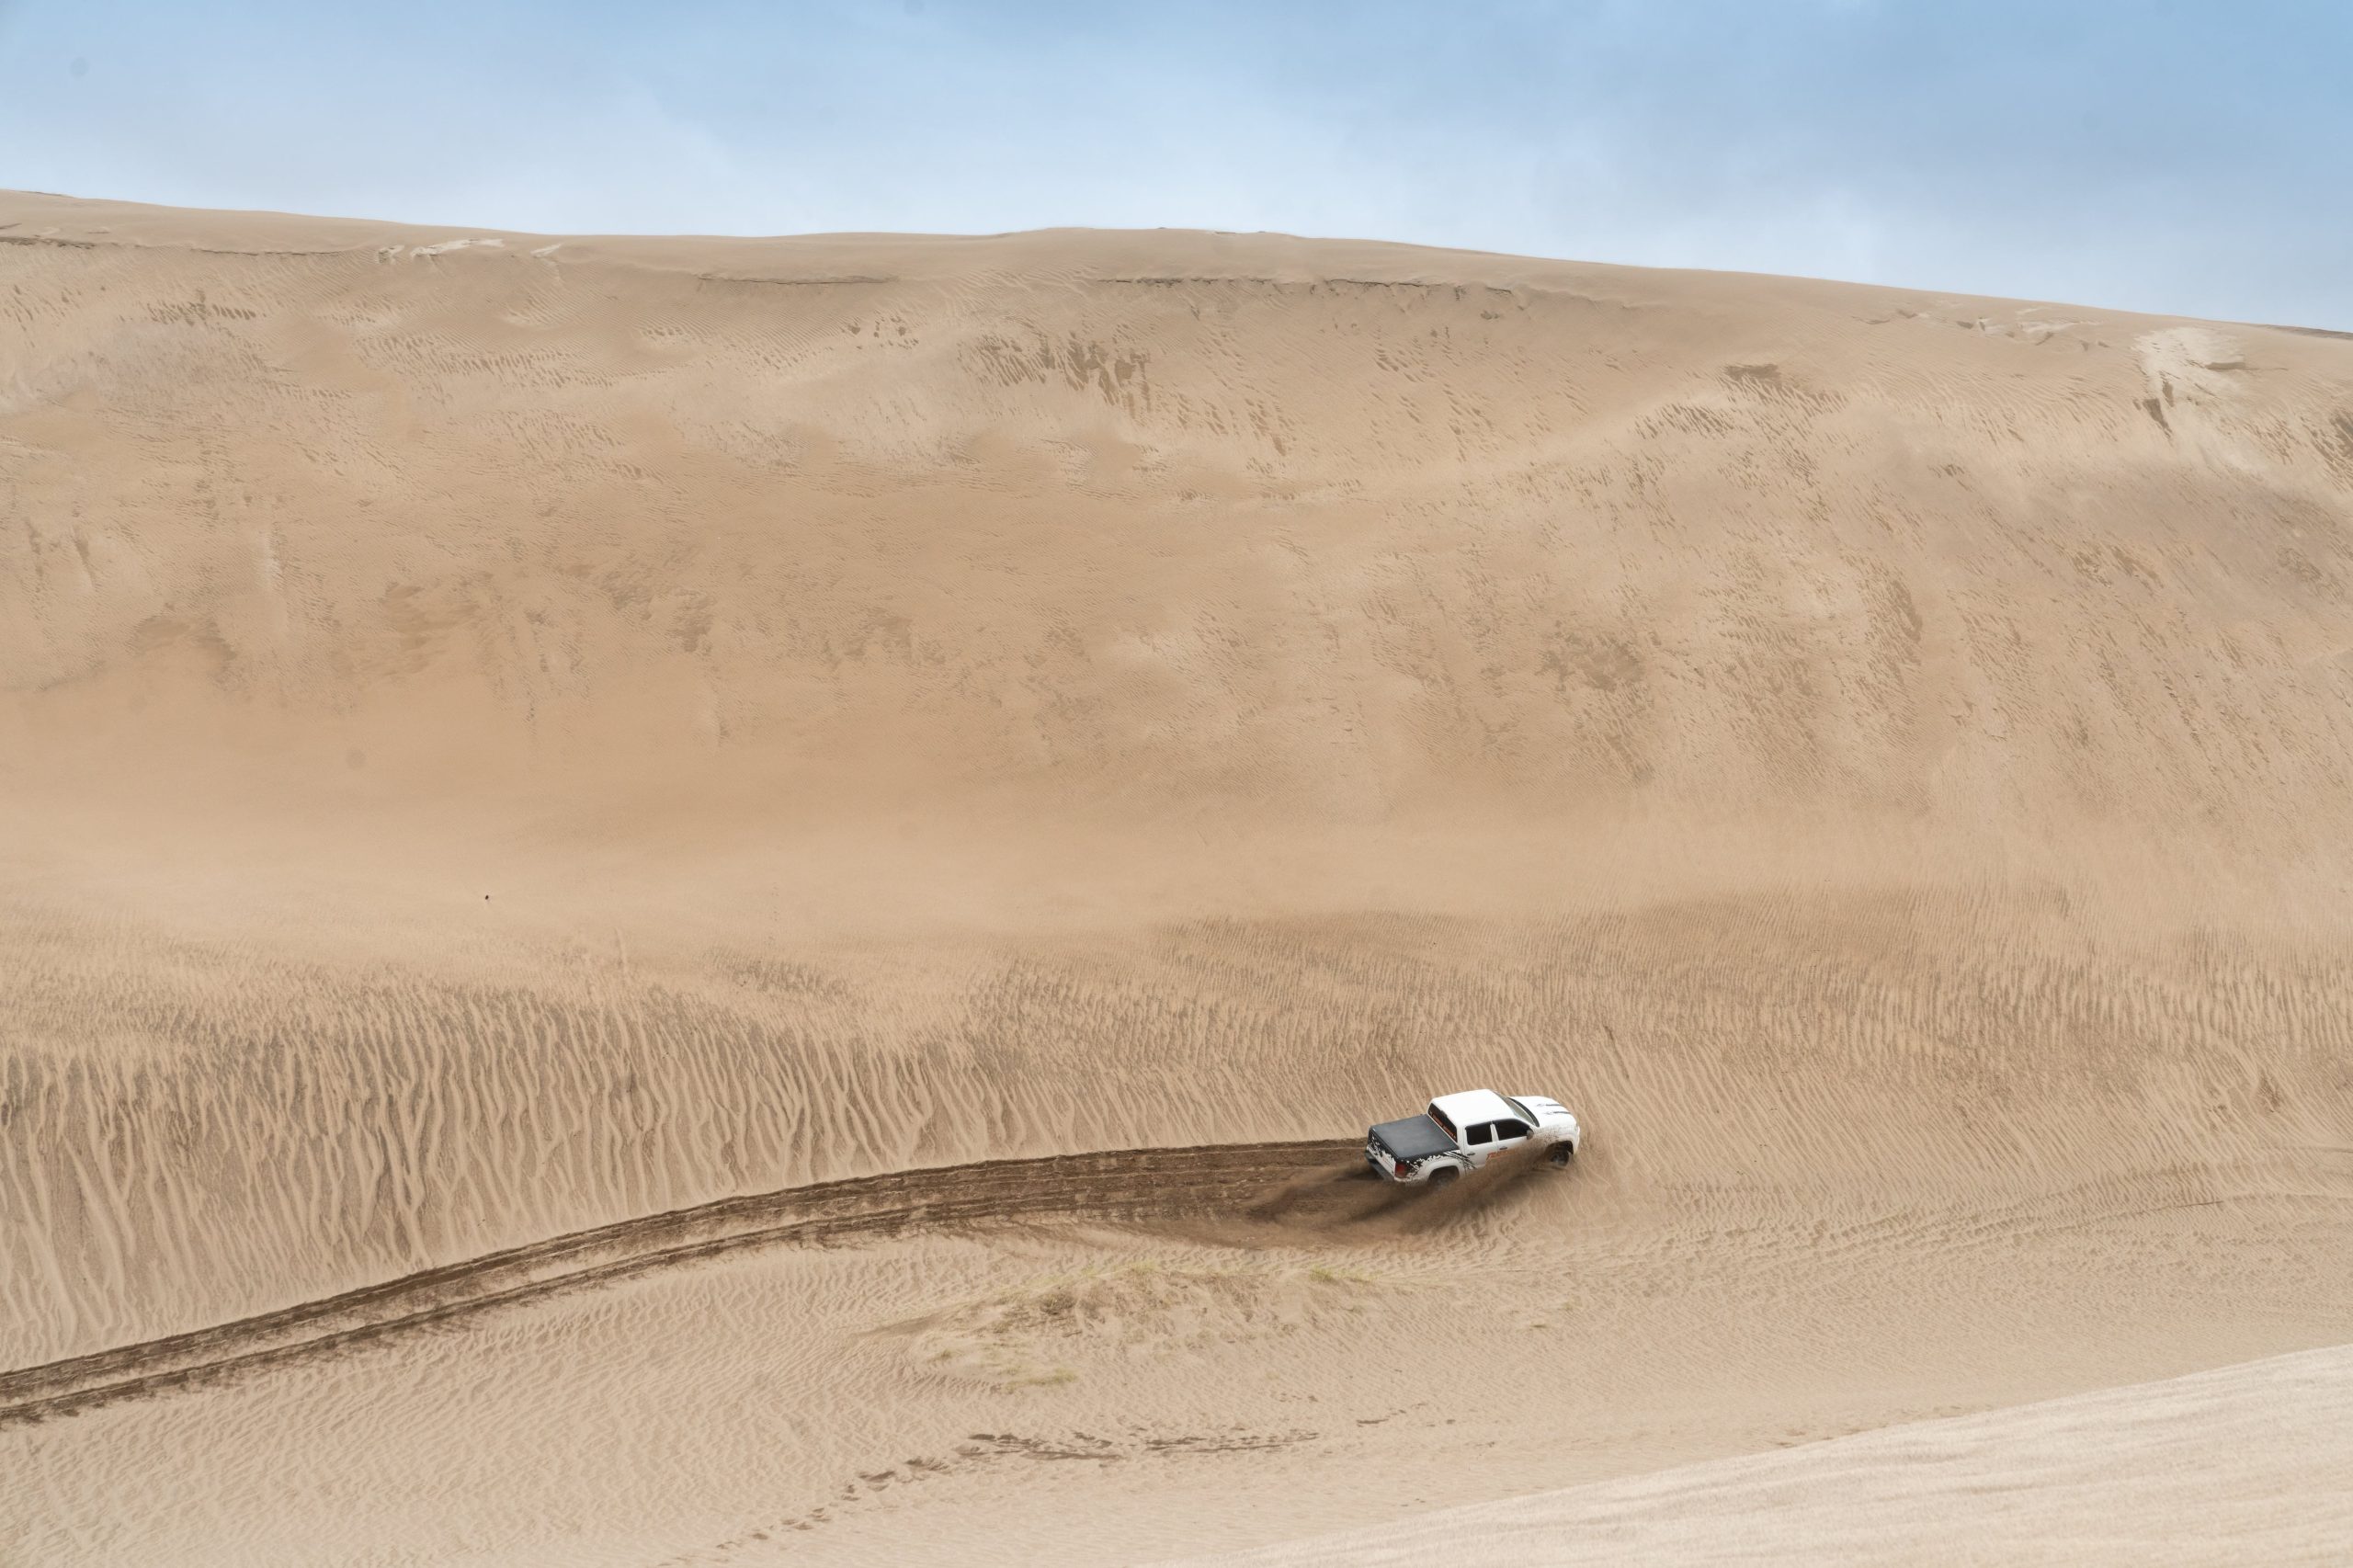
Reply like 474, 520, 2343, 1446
7, 1111, 2347, 1564
8, 897, 2351, 1370
0, 1140, 1352, 1424
1175, 1346, 2353, 1568
3, 191, 2350, 1562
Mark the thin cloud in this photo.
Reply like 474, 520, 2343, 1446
0, 0, 2343, 326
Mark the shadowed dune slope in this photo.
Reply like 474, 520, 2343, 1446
3, 192, 2351, 1381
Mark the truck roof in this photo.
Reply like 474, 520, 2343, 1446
1430, 1088, 1521, 1126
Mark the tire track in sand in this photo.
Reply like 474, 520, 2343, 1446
0, 1140, 1357, 1429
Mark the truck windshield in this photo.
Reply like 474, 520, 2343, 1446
1506, 1096, 1540, 1122
1427, 1106, 1456, 1140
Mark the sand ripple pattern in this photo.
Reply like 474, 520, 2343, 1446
0, 1139, 1358, 1426
6, 898, 2350, 1365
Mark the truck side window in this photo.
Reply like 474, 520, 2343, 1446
1495, 1119, 1529, 1141
1468, 1122, 1494, 1145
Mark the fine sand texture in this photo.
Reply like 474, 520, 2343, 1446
1171, 1345, 2353, 1568
3, 190, 2350, 1563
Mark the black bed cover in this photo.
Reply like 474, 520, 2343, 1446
1370, 1114, 1458, 1161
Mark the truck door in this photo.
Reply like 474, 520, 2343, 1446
1463, 1120, 1495, 1167
1491, 1118, 1531, 1161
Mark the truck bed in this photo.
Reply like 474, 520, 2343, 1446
1370, 1114, 1457, 1161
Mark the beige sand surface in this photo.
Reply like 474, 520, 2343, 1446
3, 191, 2349, 1562
1173, 1345, 2353, 1568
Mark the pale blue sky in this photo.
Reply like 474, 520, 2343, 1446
5, 1, 2347, 326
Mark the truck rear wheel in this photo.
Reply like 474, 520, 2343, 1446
1425, 1165, 1460, 1190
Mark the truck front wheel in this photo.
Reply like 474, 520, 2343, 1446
1547, 1142, 1574, 1168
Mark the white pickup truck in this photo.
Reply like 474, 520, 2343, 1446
1365, 1089, 1583, 1187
